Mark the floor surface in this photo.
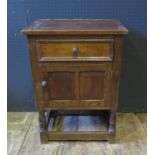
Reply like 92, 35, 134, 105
7, 112, 147, 155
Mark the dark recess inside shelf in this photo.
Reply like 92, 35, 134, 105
45, 110, 110, 133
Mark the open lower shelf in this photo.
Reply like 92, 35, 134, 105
40, 110, 114, 141
43, 110, 110, 141
48, 115, 108, 132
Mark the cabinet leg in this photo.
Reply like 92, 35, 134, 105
38, 110, 48, 144
40, 132, 48, 144
109, 134, 115, 144
108, 111, 116, 144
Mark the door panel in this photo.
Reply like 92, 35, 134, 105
80, 71, 105, 100
48, 72, 75, 100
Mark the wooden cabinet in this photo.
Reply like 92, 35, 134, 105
22, 19, 128, 143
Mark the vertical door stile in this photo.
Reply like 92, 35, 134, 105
104, 70, 107, 106
75, 69, 80, 101
39, 64, 49, 107
104, 65, 111, 106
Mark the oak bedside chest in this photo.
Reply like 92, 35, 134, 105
21, 19, 128, 143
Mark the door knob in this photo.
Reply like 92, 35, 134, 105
72, 47, 78, 57
41, 80, 47, 88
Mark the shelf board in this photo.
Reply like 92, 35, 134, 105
48, 113, 108, 132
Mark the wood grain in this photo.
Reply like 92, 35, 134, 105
7, 112, 146, 155
18, 113, 60, 155
21, 19, 128, 35
136, 113, 147, 135
7, 112, 34, 155
37, 38, 113, 61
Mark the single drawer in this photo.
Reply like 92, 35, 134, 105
36, 38, 113, 61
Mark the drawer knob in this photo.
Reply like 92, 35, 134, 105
72, 47, 78, 57
41, 80, 47, 87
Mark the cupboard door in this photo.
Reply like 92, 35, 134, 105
39, 63, 112, 109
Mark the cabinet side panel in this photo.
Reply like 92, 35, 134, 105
28, 36, 43, 110
111, 36, 123, 112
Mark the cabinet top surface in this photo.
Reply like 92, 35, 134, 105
21, 19, 128, 35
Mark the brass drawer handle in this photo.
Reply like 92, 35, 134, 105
72, 47, 78, 57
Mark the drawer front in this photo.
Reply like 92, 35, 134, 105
39, 63, 113, 110
37, 39, 113, 61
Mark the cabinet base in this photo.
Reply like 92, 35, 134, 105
39, 110, 116, 144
